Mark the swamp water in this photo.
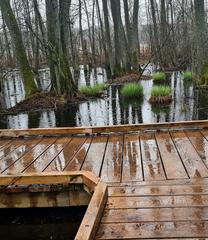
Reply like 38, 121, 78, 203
0, 66, 208, 129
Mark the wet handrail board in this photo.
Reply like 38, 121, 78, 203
0, 120, 208, 137
75, 182, 107, 240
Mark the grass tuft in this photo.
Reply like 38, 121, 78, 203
152, 72, 166, 81
80, 83, 107, 97
183, 71, 193, 80
120, 83, 143, 99
149, 86, 172, 104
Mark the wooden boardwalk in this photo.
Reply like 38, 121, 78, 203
1, 120, 208, 239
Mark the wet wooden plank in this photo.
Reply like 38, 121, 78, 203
43, 137, 86, 172
22, 137, 70, 173
64, 137, 92, 171
3, 138, 57, 175
100, 135, 123, 183
201, 129, 208, 140
140, 133, 166, 181
155, 132, 188, 179
122, 134, 143, 182
0, 139, 12, 151
1, 120, 208, 137
102, 207, 208, 223
75, 182, 107, 240
81, 136, 108, 176
186, 130, 208, 168
107, 195, 208, 209
95, 221, 208, 239
0, 139, 27, 161
0, 138, 42, 173
171, 131, 208, 178
108, 184, 208, 197
108, 177, 208, 187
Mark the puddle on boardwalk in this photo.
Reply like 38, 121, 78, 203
0, 206, 87, 240
1, 67, 208, 129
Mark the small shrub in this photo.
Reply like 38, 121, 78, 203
183, 71, 193, 80
149, 86, 172, 104
120, 83, 143, 99
80, 83, 106, 97
152, 72, 166, 82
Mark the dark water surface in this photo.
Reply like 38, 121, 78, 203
0, 206, 87, 240
0, 67, 208, 129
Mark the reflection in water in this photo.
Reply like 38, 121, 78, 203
39, 111, 56, 128
7, 114, 28, 129
1, 68, 208, 129
3, 71, 25, 108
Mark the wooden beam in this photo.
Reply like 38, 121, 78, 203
75, 182, 107, 240
0, 120, 208, 137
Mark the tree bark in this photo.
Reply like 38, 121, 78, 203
0, 0, 37, 97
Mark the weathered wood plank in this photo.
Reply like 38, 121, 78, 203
43, 137, 86, 172
100, 135, 123, 182
0, 139, 12, 150
24, 137, 72, 173
186, 130, 208, 168
155, 132, 188, 179
108, 177, 208, 187
102, 207, 208, 223
108, 184, 208, 197
171, 131, 208, 178
0, 139, 27, 161
75, 182, 107, 240
3, 138, 57, 175
140, 133, 166, 181
81, 136, 108, 176
122, 134, 143, 182
64, 138, 92, 171
0, 138, 42, 173
0, 190, 90, 208
107, 195, 208, 209
0, 120, 208, 137
95, 221, 208, 239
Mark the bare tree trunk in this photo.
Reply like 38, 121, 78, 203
110, 0, 129, 75
194, 0, 206, 76
79, 0, 88, 71
150, 0, 162, 65
45, 0, 77, 97
132, 0, 140, 69
0, 0, 37, 97
102, 0, 114, 76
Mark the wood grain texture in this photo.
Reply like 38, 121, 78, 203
155, 132, 188, 179
140, 133, 166, 181
171, 131, 208, 178
0, 120, 208, 137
